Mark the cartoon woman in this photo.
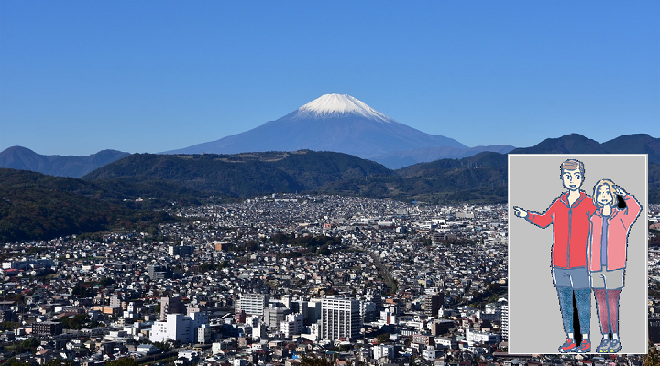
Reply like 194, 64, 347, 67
588, 179, 642, 353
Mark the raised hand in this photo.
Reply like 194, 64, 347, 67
613, 185, 627, 196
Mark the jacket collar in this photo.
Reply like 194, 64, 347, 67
594, 206, 620, 219
559, 190, 587, 208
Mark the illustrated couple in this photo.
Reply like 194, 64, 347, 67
513, 158, 642, 353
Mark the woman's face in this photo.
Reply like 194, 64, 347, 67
597, 185, 614, 207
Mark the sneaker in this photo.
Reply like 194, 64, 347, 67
596, 339, 610, 353
575, 339, 591, 353
559, 338, 577, 353
608, 339, 622, 353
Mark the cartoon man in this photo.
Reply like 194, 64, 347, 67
513, 159, 597, 353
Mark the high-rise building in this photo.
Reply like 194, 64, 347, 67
359, 300, 377, 323
263, 303, 289, 329
109, 295, 122, 308
423, 293, 443, 318
321, 297, 361, 341
150, 313, 209, 343
500, 302, 509, 341
373, 344, 394, 361
33, 321, 62, 336
160, 296, 185, 321
169, 244, 193, 256
148, 264, 170, 279
236, 294, 269, 316
280, 313, 303, 338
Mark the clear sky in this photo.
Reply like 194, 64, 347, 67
1, 1, 658, 156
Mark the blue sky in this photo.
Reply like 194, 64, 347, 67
1, 1, 658, 156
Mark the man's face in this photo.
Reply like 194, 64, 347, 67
561, 168, 583, 191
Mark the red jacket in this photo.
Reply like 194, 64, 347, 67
587, 194, 642, 271
526, 191, 597, 269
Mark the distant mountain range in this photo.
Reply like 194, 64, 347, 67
164, 93, 515, 168
80, 133, 660, 204
4, 93, 658, 174
510, 133, 660, 161
0, 146, 129, 178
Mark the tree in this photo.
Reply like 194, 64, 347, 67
105, 358, 139, 366
338, 344, 353, 352
98, 277, 116, 287
44, 360, 74, 366
59, 314, 90, 329
376, 333, 391, 343
3, 358, 29, 366
644, 338, 660, 366
300, 355, 334, 366
153, 340, 170, 351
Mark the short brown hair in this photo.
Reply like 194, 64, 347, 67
560, 159, 585, 176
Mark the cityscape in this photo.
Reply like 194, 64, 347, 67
2, 2, 658, 366
1, 194, 658, 365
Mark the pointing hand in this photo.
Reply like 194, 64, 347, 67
513, 206, 528, 218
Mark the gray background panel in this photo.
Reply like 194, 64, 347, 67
508, 154, 647, 354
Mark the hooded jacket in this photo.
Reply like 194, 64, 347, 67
525, 191, 597, 269
587, 194, 642, 271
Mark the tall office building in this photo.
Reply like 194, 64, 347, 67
321, 297, 361, 341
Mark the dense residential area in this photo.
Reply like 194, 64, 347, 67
0, 195, 658, 366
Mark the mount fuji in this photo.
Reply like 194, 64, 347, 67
165, 94, 513, 167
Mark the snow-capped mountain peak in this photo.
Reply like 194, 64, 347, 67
294, 93, 394, 123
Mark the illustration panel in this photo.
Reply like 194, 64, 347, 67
508, 154, 647, 354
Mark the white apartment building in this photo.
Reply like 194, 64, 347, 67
236, 294, 269, 316
280, 313, 303, 338
466, 328, 501, 345
423, 345, 443, 362
500, 303, 509, 341
373, 344, 394, 361
378, 308, 397, 326
197, 324, 211, 344
321, 297, 361, 341
149, 312, 209, 344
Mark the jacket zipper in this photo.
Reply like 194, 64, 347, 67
567, 207, 572, 268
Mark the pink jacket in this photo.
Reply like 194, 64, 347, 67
587, 194, 642, 271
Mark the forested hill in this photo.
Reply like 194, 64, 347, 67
84, 150, 396, 198
83, 150, 507, 202
1, 151, 512, 242
0, 168, 170, 243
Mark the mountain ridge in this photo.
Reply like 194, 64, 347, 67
509, 133, 660, 164
2, 133, 660, 243
0, 146, 130, 178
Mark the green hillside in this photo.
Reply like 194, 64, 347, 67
0, 168, 170, 243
